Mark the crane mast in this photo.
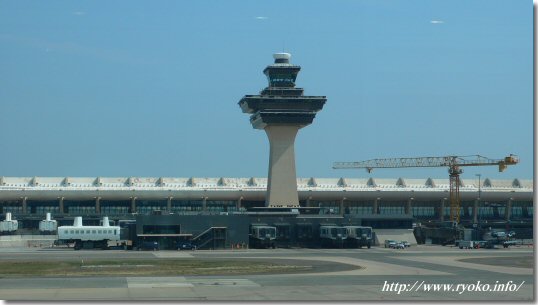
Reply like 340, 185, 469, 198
333, 154, 519, 223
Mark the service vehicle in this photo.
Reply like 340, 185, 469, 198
320, 225, 347, 248
344, 226, 373, 248
178, 241, 197, 250
502, 240, 517, 248
384, 240, 397, 248
57, 216, 120, 250
249, 225, 277, 248
394, 242, 405, 249
458, 240, 475, 249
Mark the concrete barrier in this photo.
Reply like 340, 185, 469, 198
0, 235, 57, 248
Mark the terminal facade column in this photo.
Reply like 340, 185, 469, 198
373, 198, 380, 215
236, 197, 242, 210
59, 197, 64, 214
522, 203, 529, 218
406, 198, 413, 215
340, 198, 345, 216
461, 202, 467, 221
505, 199, 512, 221
167, 197, 172, 212
493, 205, 500, 218
22, 197, 28, 214
130, 197, 137, 213
439, 198, 445, 221
95, 197, 101, 214
473, 200, 479, 223
202, 197, 208, 211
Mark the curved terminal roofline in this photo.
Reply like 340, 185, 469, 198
0, 176, 532, 202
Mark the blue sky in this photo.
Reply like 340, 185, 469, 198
0, 1, 532, 181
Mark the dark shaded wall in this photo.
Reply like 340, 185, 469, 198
136, 214, 251, 245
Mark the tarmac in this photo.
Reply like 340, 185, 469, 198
0, 245, 533, 301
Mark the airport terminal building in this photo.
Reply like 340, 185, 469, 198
0, 176, 532, 226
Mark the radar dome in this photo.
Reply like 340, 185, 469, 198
273, 53, 291, 64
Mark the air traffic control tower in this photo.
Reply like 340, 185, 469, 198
239, 53, 327, 208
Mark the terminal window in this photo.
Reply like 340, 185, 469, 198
143, 225, 180, 234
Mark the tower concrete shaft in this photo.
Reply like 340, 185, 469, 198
265, 125, 300, 206
239, 53, 326, 207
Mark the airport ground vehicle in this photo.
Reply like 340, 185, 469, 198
249, 225, 276, 248
320, 225, 347, 248
475, 240, 494, 249
177, 241, 197, 250
384, 240, 397, 248
57, 216, 120, 250
394, 242, 405, 249
502, 240, 517, 248
401, 241, 411, 248
458, 240, 476, 249
344, 226, 372, 248
490, 230, 517, 248
456, 229, 517, 250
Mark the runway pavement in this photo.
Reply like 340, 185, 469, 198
0, 245, 533, 301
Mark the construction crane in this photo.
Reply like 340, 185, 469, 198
333, 154, 519, 223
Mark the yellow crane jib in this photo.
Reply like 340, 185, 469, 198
332, 154, 519, 223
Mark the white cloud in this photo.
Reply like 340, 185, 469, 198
255, 16, 268, 20
430, 20, 444, 24
73, 11, 86, 16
